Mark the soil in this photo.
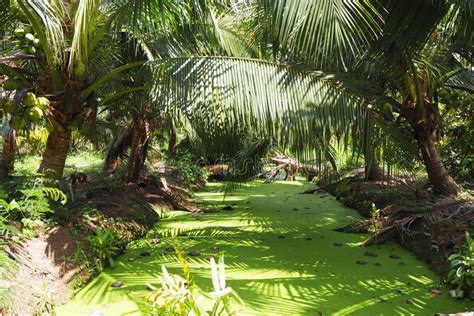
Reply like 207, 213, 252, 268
5, 174, 195, 315
7, 227, 77, 315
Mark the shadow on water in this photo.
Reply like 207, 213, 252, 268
57, 181, 474, 315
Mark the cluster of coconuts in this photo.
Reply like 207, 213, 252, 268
13, 25, 41, 55
1, 92, 50, 130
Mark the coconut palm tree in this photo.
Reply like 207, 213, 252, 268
345, 1, 473, 194
0, 0, 218, 179
0, 122, 16, 178
147, 0, 472, 194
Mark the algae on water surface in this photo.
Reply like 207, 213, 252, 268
57, 181, 474, 315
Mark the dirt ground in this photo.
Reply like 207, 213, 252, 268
7, 227, 77, 315
4, 176, 180, 315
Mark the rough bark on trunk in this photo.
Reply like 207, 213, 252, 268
125, 117, 150, 182
38, 130, 72, 179
1, 130, 16, 177
418, 134, 459, 195
37, 79, 86, 179
365, 148, 383, 181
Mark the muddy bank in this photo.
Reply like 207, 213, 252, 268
322, 177, 474, 276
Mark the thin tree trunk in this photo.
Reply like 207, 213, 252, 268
125, 117, 150, 182
365, 148, 383, 181
168, 125, 177, 159
417, 134, 459, 195
1, 130, 16, 177
38, 130, 72, 179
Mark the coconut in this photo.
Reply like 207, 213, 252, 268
23, 26, 33, 34
23, 92, 37, 106
2, 102, 15, 114
9, 117, 26, 130
24, 33, 35, 42
35, 97, 50, 110
383, 103, 393, 113
26, 107, 43, 121
3, 79, 20, 91
14, 28, 25, 38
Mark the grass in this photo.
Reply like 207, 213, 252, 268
13, 151, 104, 178
57, 180, 473, 315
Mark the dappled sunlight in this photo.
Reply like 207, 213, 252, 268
58, 181, 474, 315
407, 274, 436, 285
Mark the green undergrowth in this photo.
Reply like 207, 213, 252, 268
57, 181, 473, 315
13, 152, 104, 178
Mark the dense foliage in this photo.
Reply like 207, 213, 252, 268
0, 0, 472, 313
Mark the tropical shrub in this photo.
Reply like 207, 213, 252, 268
447, 232, 474, 299
0, 179, 67, 232
168, 152, 209, 187
87, 227, 123, 269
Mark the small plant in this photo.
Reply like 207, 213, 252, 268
87, 227, 122, 269
146, 265, 203, 315
147, 253, 243, 316
21, 217, 34, 238
335, 178, 351, 199
368, 203, 383, 232
0, 245, 18, 311
209, 256, 244, 315
0, 180, 67, 222
447, 232, 474, 299
33, 282, 56, 316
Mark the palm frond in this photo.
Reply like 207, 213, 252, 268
69, 0, 102, 73
104, 124, 134, 173
150, 57, 363, 151
17, 0, 66, 66
243, 0, 382, 70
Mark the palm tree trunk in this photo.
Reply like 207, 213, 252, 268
365, 148, 383, 181
417, 134, 459, 195
168, 125, 177, 159
1, 130, 16, 177
125, 117, 150, 182
38, 130, 72, 179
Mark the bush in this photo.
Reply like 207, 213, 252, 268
168, 152, 209, 186
447, 232, 474, 299
87, 227, 123, 269
0, 178, 67, 222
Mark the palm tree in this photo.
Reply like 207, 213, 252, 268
0, 0, 215, 179
147, 0, 472, 194
0, 77, 17, 177
0, 122, 16, 178
346, 1, 473, 194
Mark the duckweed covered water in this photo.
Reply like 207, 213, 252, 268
57, 181, 473, 315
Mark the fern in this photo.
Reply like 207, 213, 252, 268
41, 187, 68, 205
0, 246, 18, 310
